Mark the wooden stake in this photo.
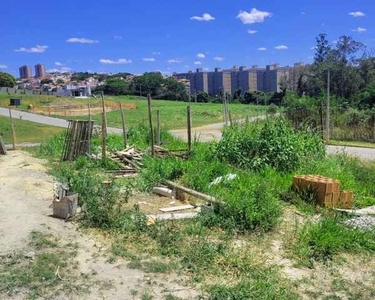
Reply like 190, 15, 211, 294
147, 94, 155, 156
8, 108, 16, 150
156, 110, 161, 146
187, 105, 192, 154
228, 110, 233, 126
101, 92, 107, 159
119, 101, 127, 147
88, 97, 91, 155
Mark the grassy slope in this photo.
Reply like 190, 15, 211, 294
0, 116, 64, 144
0, 93, 267, 130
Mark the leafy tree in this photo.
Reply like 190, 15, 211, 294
0, 72, 16, 87
132, 72, 164, 96
157, 77, 188, 101
196, 92, 210, 103
41, 78, 53, 85
103, 78, 130, 95
314, 34, 331, 64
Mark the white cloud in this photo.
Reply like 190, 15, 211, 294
99, 58, 132, 64
197, 53, 205, 58
55, 62, 64, 66
213, 56, 225, 61
47, 67, 71, 73
66, 37, 99, 44
0, 64, 8, 69
349, 11, 365, 17
114, 35, 123, 40
191, 13, 215, 22
237, 8, 272, 25
167, 59, 181, 63
142, 57, 156, 62
352, 27, 367, 33
152, 52, 161, 55
332, 40, 338, 44
275, 45, 289, 50
258, 47, 267, 51
61, 67, 72, 71
194, 61, 202, 65
15, 45, 48, 53
301, 11, 306, 15
248, 30, 258, 34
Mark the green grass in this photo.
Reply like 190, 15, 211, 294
0, 115, 65, 144
328, 140, 375, 149
291, 217, 375, 267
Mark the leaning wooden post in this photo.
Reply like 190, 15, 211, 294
156, 110, 161, 146
101, 92, 107, 159
119, 101, 127, 147
87, 97, 92, 155
187, 105, 192, 154
228, 110, 233, 126
147, 94, 155, 156
8, 108, 16, 150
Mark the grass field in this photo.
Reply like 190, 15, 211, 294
0, 93, 267, 130
0, 116, 65, 144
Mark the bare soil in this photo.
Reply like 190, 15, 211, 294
0, 151, 199, 299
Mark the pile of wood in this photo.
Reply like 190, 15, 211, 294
293, 175, 353, 208
61, 120, 94, 161
0, 136, 7, 155
154, 145, 187, 158
109, 146, 143, 176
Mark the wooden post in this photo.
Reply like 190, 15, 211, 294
8, 108, 16, 150
187, 105, 192, 154
156, 109, 161, 146
228, 110, 233, 126
147, 94, 155, 156
221, 92, 226, 123
88, 97, 92, 155
119, 101, 127, 147
101, 92, 107, 159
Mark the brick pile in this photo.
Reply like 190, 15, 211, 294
293, 175, 353, 209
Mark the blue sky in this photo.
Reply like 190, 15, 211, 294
0, 0, 374, 77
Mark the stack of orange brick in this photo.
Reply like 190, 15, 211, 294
293, 175, 353, 208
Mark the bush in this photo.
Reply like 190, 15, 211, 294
215, 119, 325, 173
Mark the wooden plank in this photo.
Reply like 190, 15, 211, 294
187, 106, 192, 154
159, 205, 194, 213
147, 212, 198, 221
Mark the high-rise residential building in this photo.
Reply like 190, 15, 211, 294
35, 63, 46, 78
19, 65, 32, 79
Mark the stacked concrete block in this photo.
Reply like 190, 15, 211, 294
293, 175, 353, 208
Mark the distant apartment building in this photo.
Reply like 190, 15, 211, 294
230, 66, 257, 94
35, 63, 46, 78
19, 65, 32, 79
256, 64, 292, 93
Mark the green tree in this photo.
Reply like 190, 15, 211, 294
0, 72, 16, 87
132, 72, 164, 96
103, 78, 130, 95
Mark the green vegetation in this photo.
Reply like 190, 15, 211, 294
292, 218, 375, 268
0, 72, 16, 87
0, 115, 65, 143
0, 231, 88, 299
328, 140, 375, 149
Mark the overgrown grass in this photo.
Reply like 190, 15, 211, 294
291, 217, 375, 268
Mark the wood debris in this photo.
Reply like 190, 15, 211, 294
159, 205, 194, 213
154, 145, 187, 158
108, 145, 143, 176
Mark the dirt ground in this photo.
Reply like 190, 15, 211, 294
0, 151, 199, 300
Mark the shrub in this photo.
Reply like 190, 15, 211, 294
215, 119, 325, 173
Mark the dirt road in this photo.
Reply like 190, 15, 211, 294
0, 151, 198, 299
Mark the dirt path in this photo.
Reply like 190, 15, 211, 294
0, 151, 198, 299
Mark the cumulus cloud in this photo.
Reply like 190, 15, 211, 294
167, 59, 181, 63
15, 45, 48, 53
275, 45, 289, 50
47, 67, 71, 73
152, 52, 161, 55
237, 8, 272, 24
248, 30, 258, 34
142, 58, 156, 62
99, 58, 132, 64
191, 13, 215, 21
114, 35, 123, 40
55, 62, 64, 66
349, 11, 365, 17
213, 56, 224, 61
197, 53, 205, 58
258, 47, 267, 51
66, 37, 99, 44
0, 64, 7, 69
194, 61, 202, 65
352, 27, 367, 33
301, 11, 306, 15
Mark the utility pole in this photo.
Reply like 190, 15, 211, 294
326, 69, 331, 141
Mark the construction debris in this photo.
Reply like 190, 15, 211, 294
344, 216, 375, 230
154, 145, 187, 158
152, 187, 175, 198
0, 136, 7, 155
109, 146, 143, 172
335, 205, 375, 216
147, 212, 199, 222
53, 183, 78, 220
293, 175, 353, 208
159, 205, 194, 213
61, 120, 94, 161
209, 173, 237, 187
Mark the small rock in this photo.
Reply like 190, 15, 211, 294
25, 251, 35, 259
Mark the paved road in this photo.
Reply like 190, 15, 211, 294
2, 107, 375, 160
